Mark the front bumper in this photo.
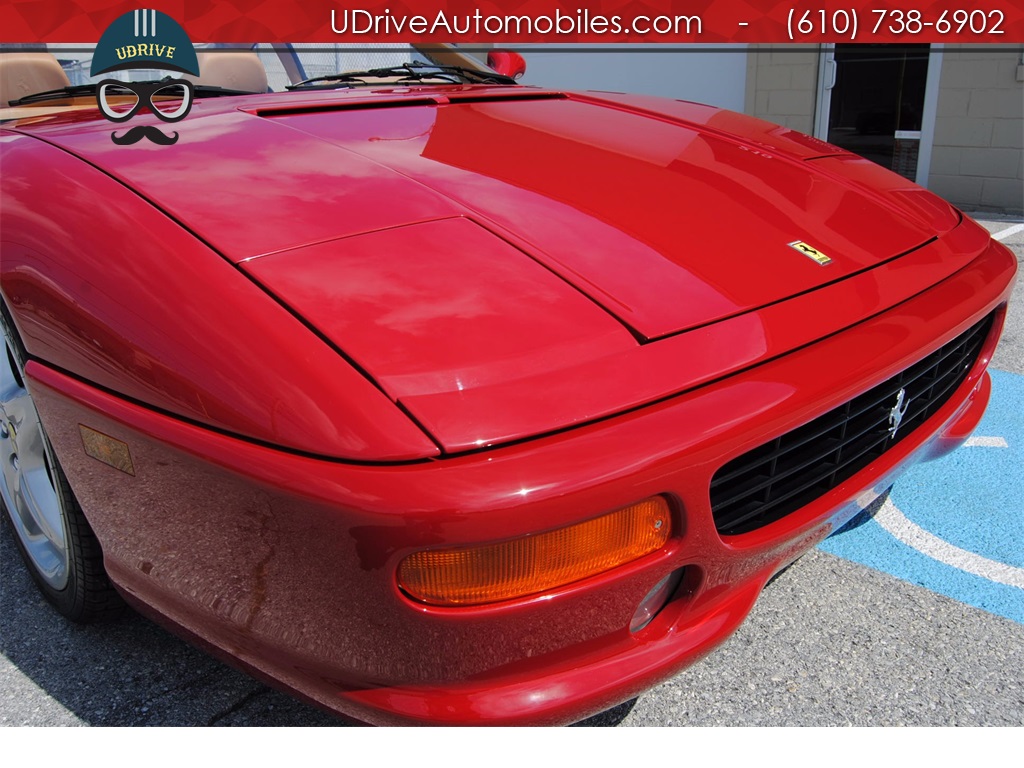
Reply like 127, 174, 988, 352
28, 236, 1015, 725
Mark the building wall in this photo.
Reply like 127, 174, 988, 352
516, 44, 748, 112
745, 44, 1022, 215
929, 46, 1023, 215
743, 44, 818, 134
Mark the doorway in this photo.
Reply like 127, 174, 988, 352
814, 44, 940, 184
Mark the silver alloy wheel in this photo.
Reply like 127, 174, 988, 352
0, 327, 69, 590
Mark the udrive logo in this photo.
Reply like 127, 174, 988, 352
90, 9, 200, 145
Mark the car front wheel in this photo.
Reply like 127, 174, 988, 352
0, 302, 124, 622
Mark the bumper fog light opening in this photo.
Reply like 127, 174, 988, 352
630, 568, 685, 633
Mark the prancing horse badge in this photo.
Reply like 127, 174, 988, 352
887, 387, 909, 439
788, 240, 832, 266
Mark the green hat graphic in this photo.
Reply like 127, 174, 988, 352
90, 9, 199, 77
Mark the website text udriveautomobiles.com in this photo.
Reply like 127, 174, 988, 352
330, 8, 704, 36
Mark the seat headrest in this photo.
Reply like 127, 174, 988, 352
185, 51, 268, 93
0, 53, 72, 106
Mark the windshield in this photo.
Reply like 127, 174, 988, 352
255, 44, 437, 91
0, 43, 500, 117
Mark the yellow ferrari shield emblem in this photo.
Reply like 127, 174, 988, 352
788, 241, 832, 266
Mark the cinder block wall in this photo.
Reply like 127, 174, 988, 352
745, 45, 1023, 215
929, 46, 1023, 215
744, 44, 819, 134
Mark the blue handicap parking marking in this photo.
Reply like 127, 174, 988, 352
897, 369, 1023, 569
819, 368, 1024, 624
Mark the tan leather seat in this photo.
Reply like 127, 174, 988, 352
0, 53, 71, 106
185, 51, 268, 93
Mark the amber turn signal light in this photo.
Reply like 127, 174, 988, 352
398, 497, 671, 606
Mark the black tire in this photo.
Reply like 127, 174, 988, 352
0, 299, 125, 623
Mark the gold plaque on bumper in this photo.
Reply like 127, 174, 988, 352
79, 425, 135, 476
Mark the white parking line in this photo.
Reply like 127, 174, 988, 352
874, 498, 1024, 588
992, 223, 1024, 241
964, 436, 1010, 447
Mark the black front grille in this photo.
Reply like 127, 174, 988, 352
710, 314, 994, 536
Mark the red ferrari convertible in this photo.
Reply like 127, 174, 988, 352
0, 50, 1016, 725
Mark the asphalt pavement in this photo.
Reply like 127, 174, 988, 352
1, 216, 1022, 727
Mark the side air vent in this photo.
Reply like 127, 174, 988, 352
446, 92, 567, 105
252, 97, 440, 118
253, 90, 566, 118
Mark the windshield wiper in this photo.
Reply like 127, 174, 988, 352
8, 83, 98, 105
287, 62, 516, 90
9, 80, 261, 106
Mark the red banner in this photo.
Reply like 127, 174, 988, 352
2, 0, 1022, 43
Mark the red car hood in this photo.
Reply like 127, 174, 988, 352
28, 87, 977, 452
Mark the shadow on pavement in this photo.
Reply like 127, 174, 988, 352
0, 513, 342, 726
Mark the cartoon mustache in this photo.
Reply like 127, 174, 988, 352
111, 125, 179, 145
